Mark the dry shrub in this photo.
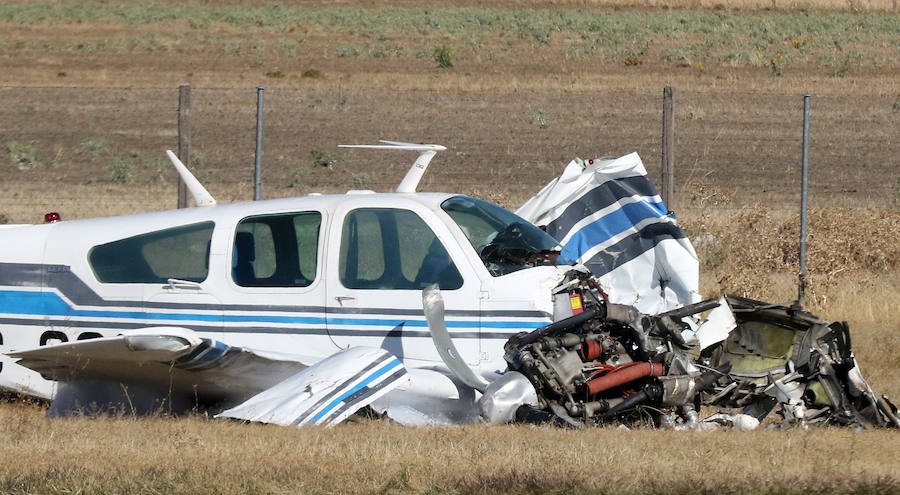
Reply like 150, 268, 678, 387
682, 178, 733, 208
682, 207, 900, 300
806, 208, 900, 274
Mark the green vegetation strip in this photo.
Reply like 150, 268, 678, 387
1, 3, 898, 46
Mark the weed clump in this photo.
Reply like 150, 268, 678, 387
6, 140, 40, 170
288, 165, 310, 188
433, 46, 453, 68
532, 109, 549, 129
76, 136, 108, 156
311, 150, 343, 169
337, 45, 360, 57
893, 176, 900, 205
352, 173, 369, 188
105, 157, 136, 184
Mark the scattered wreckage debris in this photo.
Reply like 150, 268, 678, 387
485, 270, 900, 430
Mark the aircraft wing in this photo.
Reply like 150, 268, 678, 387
9, 327, 315, 410
9, 327, 410, 426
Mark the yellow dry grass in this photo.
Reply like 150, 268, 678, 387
0, 399, 898, 495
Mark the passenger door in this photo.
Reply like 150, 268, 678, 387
128, 221, 225, 341
214, 210, 335, 359
326, 204, 481, 366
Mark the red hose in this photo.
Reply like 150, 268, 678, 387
586, 362, 665, 396
580, 340, 604, 361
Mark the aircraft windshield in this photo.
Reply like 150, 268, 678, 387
441, 196, 567, 277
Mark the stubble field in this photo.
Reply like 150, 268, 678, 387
0, 1, 899, 493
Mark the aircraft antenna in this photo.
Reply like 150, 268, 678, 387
338, 140, 446, 193
165, 150, 217, 207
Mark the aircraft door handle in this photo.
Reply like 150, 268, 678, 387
165, 278, 204, 291
334, 296, 356, 306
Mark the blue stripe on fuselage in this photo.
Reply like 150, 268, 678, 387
0, 290, 546, 330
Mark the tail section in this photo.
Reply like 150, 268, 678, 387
338, 140, 446, 193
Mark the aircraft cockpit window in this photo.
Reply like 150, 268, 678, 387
339, 208, 463, 290
232, 211, 321, 287
88, 221, 215, 284
441, 196, 566, 277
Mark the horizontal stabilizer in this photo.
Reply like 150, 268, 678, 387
217, 347, 408, 427
338, 140, 446, 193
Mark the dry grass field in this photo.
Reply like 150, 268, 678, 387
1, 1, 899, 493
1, 397, 899, 495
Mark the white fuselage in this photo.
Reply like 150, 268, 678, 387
0, 192, 565, 397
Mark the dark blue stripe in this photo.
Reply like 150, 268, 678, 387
0, 290, 224, 322
291, 354, 393, 425
325, 368, 408, 423
326, 317, 542, 329
560, 200, 668, 262
224, 314, 325, 325
583, 221, 688, 277
310, 358, 402, 423
544, 175, 661, 240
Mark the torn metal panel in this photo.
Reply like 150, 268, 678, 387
517, 153, 700, 315
702, 296, 900, 429
217, 347, 408, 427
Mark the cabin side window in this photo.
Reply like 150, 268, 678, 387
89, 222, 215, 284
232, 211, 321, 287
339, 208, 463, 290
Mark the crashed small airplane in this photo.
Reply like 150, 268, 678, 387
0, 142, 896, 429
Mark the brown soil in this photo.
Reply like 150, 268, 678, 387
1, 9, 898, 222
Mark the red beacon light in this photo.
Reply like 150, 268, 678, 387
44, 212, 61, 223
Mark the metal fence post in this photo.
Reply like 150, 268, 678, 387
177, 84, 191, 209
797, 94, 811, 307
254, 86, 265, 201
661, 86, 675, 211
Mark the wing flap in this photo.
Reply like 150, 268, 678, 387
217, 347, 408, 427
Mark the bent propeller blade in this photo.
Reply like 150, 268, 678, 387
422, 284, 490, 393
